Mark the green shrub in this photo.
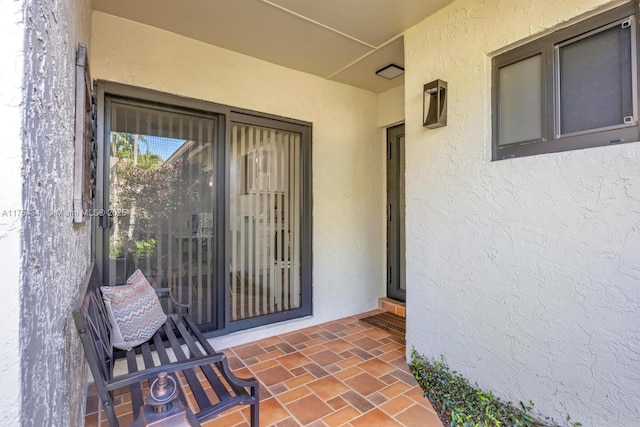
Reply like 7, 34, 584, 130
409, 349, 581, 427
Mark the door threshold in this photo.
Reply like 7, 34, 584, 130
378, 297, 405, 318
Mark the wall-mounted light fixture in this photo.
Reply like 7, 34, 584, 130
423, 79, 447, 128
376, 64, 404, 80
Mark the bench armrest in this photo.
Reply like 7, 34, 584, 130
155, 287, 190, 310
147, 276, 190, 312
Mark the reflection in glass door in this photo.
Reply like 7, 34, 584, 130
230, 123, 302, 322
106, 101, 219, 326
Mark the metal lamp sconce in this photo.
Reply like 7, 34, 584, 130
423, 79, 447, 128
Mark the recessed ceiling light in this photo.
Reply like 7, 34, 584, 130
375, 64, 404, 80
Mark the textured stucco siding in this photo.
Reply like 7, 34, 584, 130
21, 0, 93, 426
404, 0, 640, 425
0, 1, 26, 425
378, 84, 405, 128
90, 12, 384, 350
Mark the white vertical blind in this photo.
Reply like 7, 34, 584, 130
230, 123, 302, 321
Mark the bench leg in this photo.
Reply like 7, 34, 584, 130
103, 399, 119, 427
250, 383, 259, 427
250, 401, 259, 427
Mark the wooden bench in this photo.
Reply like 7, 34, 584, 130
73, 262, 259, 426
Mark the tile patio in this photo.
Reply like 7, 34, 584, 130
85, 311, 443, 426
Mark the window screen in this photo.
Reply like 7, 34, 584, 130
107, 102, 218, 325
558, 19, 634, 135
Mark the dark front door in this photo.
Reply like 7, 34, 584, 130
386, 124, 406, 302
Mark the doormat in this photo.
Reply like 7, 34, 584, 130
359, 311, 405, 339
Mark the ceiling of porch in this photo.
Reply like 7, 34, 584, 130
92, 0, 453, 93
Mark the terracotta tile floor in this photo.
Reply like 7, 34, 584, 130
85, 311, 443, 426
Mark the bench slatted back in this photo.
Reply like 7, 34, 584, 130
73, 262, 115, 384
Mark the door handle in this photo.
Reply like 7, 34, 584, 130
98, 210, 114, 229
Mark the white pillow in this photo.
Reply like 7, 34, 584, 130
101, 270, 167, 351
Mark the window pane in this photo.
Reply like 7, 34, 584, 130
559, 21, 633, 134
230, 124, 302, 321
499, 54, 543, 145
108, 103, 217, 326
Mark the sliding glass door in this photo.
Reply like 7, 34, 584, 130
98, 84, 311, 333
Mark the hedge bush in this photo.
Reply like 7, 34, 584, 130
409, 349, 581, 427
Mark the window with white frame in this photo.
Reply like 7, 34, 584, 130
492, 2, 640, 160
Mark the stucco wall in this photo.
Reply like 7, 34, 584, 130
378, 84, 405, 128
91, 12, 384, 349
404, 0, 640, 425
0, 1, 26, 425
21, 0, 93, 426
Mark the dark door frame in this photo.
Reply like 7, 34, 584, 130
94, 81, 313, 337
386, 124, 406, 302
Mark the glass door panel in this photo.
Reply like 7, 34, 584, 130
230, 123, 302, 321
107, 102, 217, 325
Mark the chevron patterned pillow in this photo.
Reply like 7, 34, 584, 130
101, 270, 167, 351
